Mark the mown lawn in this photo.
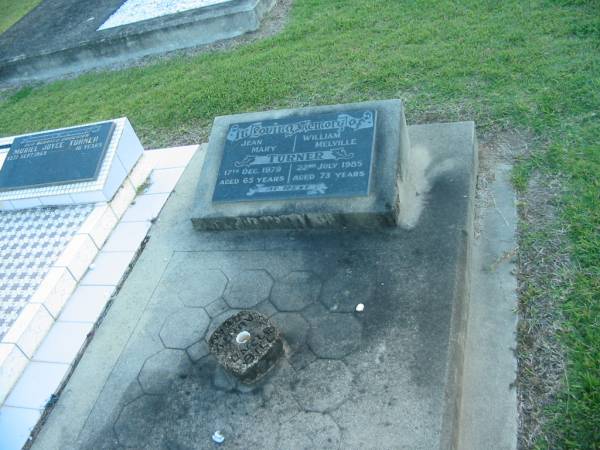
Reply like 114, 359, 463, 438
0, 0, 598, 448
0, 0, 42, 35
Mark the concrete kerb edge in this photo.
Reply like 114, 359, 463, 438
437, 125, 478, 450
456, 160, 519, 450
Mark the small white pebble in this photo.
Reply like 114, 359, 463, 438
212, 431, 225, 444
355, 303, 365, 312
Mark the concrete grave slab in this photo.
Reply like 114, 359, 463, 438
30, 119, 485, 450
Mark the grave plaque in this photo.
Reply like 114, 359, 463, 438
0, 122, 115, 192
213, 109, 376, 202
192, 99, 410, 230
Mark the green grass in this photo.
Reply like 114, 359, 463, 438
0, 0, 42, 35
547, 145, 600, 448
0, 0, 599, 447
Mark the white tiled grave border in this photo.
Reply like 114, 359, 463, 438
0, 145, 198, 450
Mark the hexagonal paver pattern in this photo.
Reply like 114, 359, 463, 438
278, 412, 341, 449
161, 261, 227, 307
271, 312, 310, 353
205, 297, 229, 318
138, 349, 191, 394
159, 308, 210, 349
223, 269, 273, 308
307, 313, 362, 359
254, 299, 278, 317
186, 340, 209, 362
320, 269, 376, 312
271, 271, 321, 311
292, 359, 352, 412
114, 395, 165, 448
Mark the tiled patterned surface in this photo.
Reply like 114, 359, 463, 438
0, 145, 198, 450
0, 205, 93, 340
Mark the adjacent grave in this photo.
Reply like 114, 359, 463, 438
0, 118, 198, 450
0, 123, 115, 192
0, 119, 144, 405
192, 100, 410, 229
0, 119, 143, 210
0, 0, 278, 86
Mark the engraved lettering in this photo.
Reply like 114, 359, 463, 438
213, 109, 376, 202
